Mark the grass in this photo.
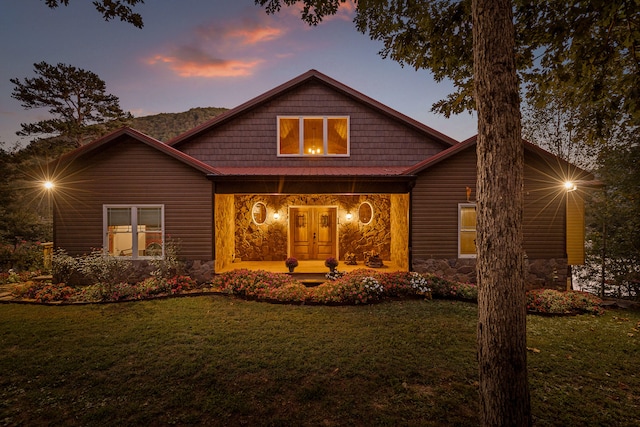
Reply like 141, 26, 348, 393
0, 297, 638, 426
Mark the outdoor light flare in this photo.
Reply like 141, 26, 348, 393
44, 180, 55, 190
564, 181, 577, 191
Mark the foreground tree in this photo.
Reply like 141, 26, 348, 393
472, 1, 530, 424
42, 0, 145, 28
256, 0, 531, 424
10, 62, 132, 147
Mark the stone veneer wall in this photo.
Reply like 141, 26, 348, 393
215, 194, 235, 272
234, 194, 394, 262
412, 257, 569, 291
390, 194, 409, 270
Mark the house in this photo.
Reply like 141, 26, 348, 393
49, 69, 590, 289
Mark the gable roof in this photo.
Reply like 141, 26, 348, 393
52, 127, 222, 175
168, 69, 458, 149
403, 135, 594, 181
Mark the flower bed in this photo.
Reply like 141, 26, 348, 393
7, 269, 605, 314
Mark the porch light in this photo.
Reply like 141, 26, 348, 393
43, 180, 55, 190
273, 212, 280, 220
564, 181, 577, 192
345, 212, 353, 221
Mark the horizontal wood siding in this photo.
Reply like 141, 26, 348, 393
54, 137, 213, 260
180, 81, 447, 168
522, 152, 566, 258
412, 147, 567, 260
412, 147, 477, 259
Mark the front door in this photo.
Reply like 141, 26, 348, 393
289, 206, 337, 260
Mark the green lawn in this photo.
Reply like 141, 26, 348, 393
1, 297, 638, 426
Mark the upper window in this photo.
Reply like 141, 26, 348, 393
459, 203, 477, 258
104, 205, 164, 258
278, 116, 349, 156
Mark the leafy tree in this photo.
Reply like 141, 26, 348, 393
580, 144, 640, 299
10, 62, 132, 147
42, 0, 145, 28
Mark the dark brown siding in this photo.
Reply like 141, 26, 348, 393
54, 137, 213, 260
412, 147, 477, 259
411, 146, 566, 260
522, 152, 566, 258
179, 81, 447, 168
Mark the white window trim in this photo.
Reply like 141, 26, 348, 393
458, 203, 477, 259
103, 205, 165, 259
277, 115, 350, 157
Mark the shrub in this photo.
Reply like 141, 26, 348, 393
166, 275, 196, 294
52, 248, 78, 284
310, 273, 384, 304
527, 289, 604, 315
0, 241, 44, 272
148, 239, 185, 279
79, 249, 134, 285
13, 281, 74, 303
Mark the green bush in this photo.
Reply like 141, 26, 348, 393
0, 241, 44, 271
526, 289, 604, 315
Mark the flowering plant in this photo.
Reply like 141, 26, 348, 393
324, 257, 339, 269
285, 257, 298, 268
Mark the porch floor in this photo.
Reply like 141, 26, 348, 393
217, 260, 404, 283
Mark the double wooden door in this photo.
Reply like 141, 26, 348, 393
289, 207, 337, 260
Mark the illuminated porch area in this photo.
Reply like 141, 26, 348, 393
216, 259, 404, 284
214, 193, 411, 274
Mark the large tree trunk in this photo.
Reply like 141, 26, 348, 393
472, 0, 531, 425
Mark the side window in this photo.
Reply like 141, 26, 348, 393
105, 205, 164, 258
278, 116, 349, 156
459, 204, 477, 258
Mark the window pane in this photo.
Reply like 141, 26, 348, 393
460, 206, 477, 229
108, 207, 131, 226
138, 207, 162, 257
107, 208, 132, 256
327, 118, 348, 154
139, 208, 161, 230
460, 231, 476, 255
303, 118, 323, 155
279, 118, 299, 154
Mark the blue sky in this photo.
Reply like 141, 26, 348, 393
0, 0, 477, 147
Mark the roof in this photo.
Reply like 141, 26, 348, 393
168, 69, 458, 149
52, 127, 222, 175
403, 135, 594, 179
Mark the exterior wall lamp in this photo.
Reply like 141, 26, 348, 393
345, 212, 353, 221
273, 212, 280, 220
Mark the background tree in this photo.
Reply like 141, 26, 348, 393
578, 144, 640, 299
42, 0, 145, 28
10, 62, 132, 147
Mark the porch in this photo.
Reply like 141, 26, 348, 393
216, 259, 404, 284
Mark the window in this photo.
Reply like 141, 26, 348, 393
459, 203, 477, 258
278, 116, 349, 156
104, 205, 164, 258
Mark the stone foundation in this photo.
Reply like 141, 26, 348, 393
412, 257, 568, 291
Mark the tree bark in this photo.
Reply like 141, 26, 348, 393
472, 0, 531, 425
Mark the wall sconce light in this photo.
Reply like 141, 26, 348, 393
273, 212, 280, 220
345, 212, 353, 221
564, 181, 577, 192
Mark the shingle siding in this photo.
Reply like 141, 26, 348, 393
179, 81, 445, 168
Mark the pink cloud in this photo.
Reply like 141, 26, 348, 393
147, 46, 262, 78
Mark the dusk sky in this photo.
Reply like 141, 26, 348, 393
1, 0, 477, 147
